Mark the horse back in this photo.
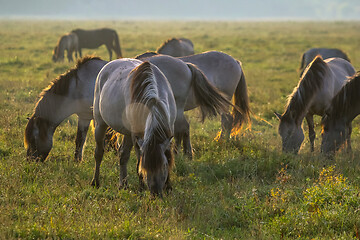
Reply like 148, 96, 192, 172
180, 51, 241, 97
71, 28, 117, 49
310, 58, 355, 114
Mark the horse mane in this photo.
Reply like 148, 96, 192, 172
328, 71, 360, 119
156, 38, 179, 52
134, 51, 159, 60
284, 56, 328, 122
130, 62, 174, 173
40, 56, 101, 98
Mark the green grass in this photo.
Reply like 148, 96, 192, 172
1, 20, 360, 239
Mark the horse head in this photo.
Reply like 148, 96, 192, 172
137, 136, 173, 197
275, 112, 304, 154
24, 116, 54, 162
320, 113, 346, 154
52, 46, 59, 62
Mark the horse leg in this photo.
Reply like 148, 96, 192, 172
174, 114, 192, 158
133, 137, 146, 191
174, 131, 182, 155
90, 121, 107, 187
74, 117, 91, 162
67, 49, 73, 62
78, 48, 82, 58
119, 134, 133, 189
106, 44, 113, 61
182, 120, 192, 159
220, 113, 233, 139
305, 114, 315, 152
346, 122, 352, 152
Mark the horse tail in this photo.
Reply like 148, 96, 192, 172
187, 63, 231, 121
232, 61, 251, 132
112, 31, 122, 58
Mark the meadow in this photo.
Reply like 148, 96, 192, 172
0, 20, 360, 239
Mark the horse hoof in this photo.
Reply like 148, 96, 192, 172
119, 181, 128, 190
90, 179, 100, 188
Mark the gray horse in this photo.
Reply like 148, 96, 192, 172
52, 33, 79, 62
275, 56, 355, 153
156, 38, 194, 57
299, 48, 350, 75
25, 57, 107, 162
137, 51, 251, 154
321, 72, 360, 154
91, 59, 176, 196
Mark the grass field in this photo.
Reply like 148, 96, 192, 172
0, 20, 360, 239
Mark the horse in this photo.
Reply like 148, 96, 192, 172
275, 56, 356, 153
52, 33, 79, 62
156, 38, 194, 57
137, 51, 251, 143
117, 54, 232, 159
91, 59, 176, 197
299, 48, 350, 75
24, 56, 107, 162
321, 72, 360, 154
71, 28, 122, 60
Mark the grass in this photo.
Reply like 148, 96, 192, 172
0, 20, 360, 239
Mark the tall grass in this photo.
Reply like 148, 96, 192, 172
0, 20, 359, 239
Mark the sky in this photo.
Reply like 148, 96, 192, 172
1, 0, 360, 21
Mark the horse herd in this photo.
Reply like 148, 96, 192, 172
26, 27, 359, 196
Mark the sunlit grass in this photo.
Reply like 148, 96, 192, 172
0, 20, 360, 239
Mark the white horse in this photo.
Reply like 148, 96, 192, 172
91, 59, 176, 197
321, 72, 360, 154
275, 56, 356, 153
25, 57, 107, 162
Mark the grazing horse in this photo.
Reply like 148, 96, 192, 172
91, 59, 176, 197
299, 48, 350, 75
120, 55, 232, 158
52, 33, 79, 62
24, 56, 107, 162
275, 56, 355, 153
321, 72, 360, 154
71, 28, 122, 60
156, 38, 194, 57
137, 51, 251, 142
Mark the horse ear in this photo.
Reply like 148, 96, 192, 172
274, 112, 282, 120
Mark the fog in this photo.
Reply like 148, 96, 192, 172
1, 0, 359, 20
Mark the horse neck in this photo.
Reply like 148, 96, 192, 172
34, 92, 75, 127
285, 59, 328, 124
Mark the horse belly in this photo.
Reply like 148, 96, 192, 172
99, 83, 130, 135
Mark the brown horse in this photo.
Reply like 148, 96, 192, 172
71, 28, 122, 60
52, 33, 79, 62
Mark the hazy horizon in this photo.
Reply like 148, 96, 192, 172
1, 0, 360, 21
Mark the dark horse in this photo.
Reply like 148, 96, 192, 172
71, 28, 122, 60
321, 72, 360, 154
